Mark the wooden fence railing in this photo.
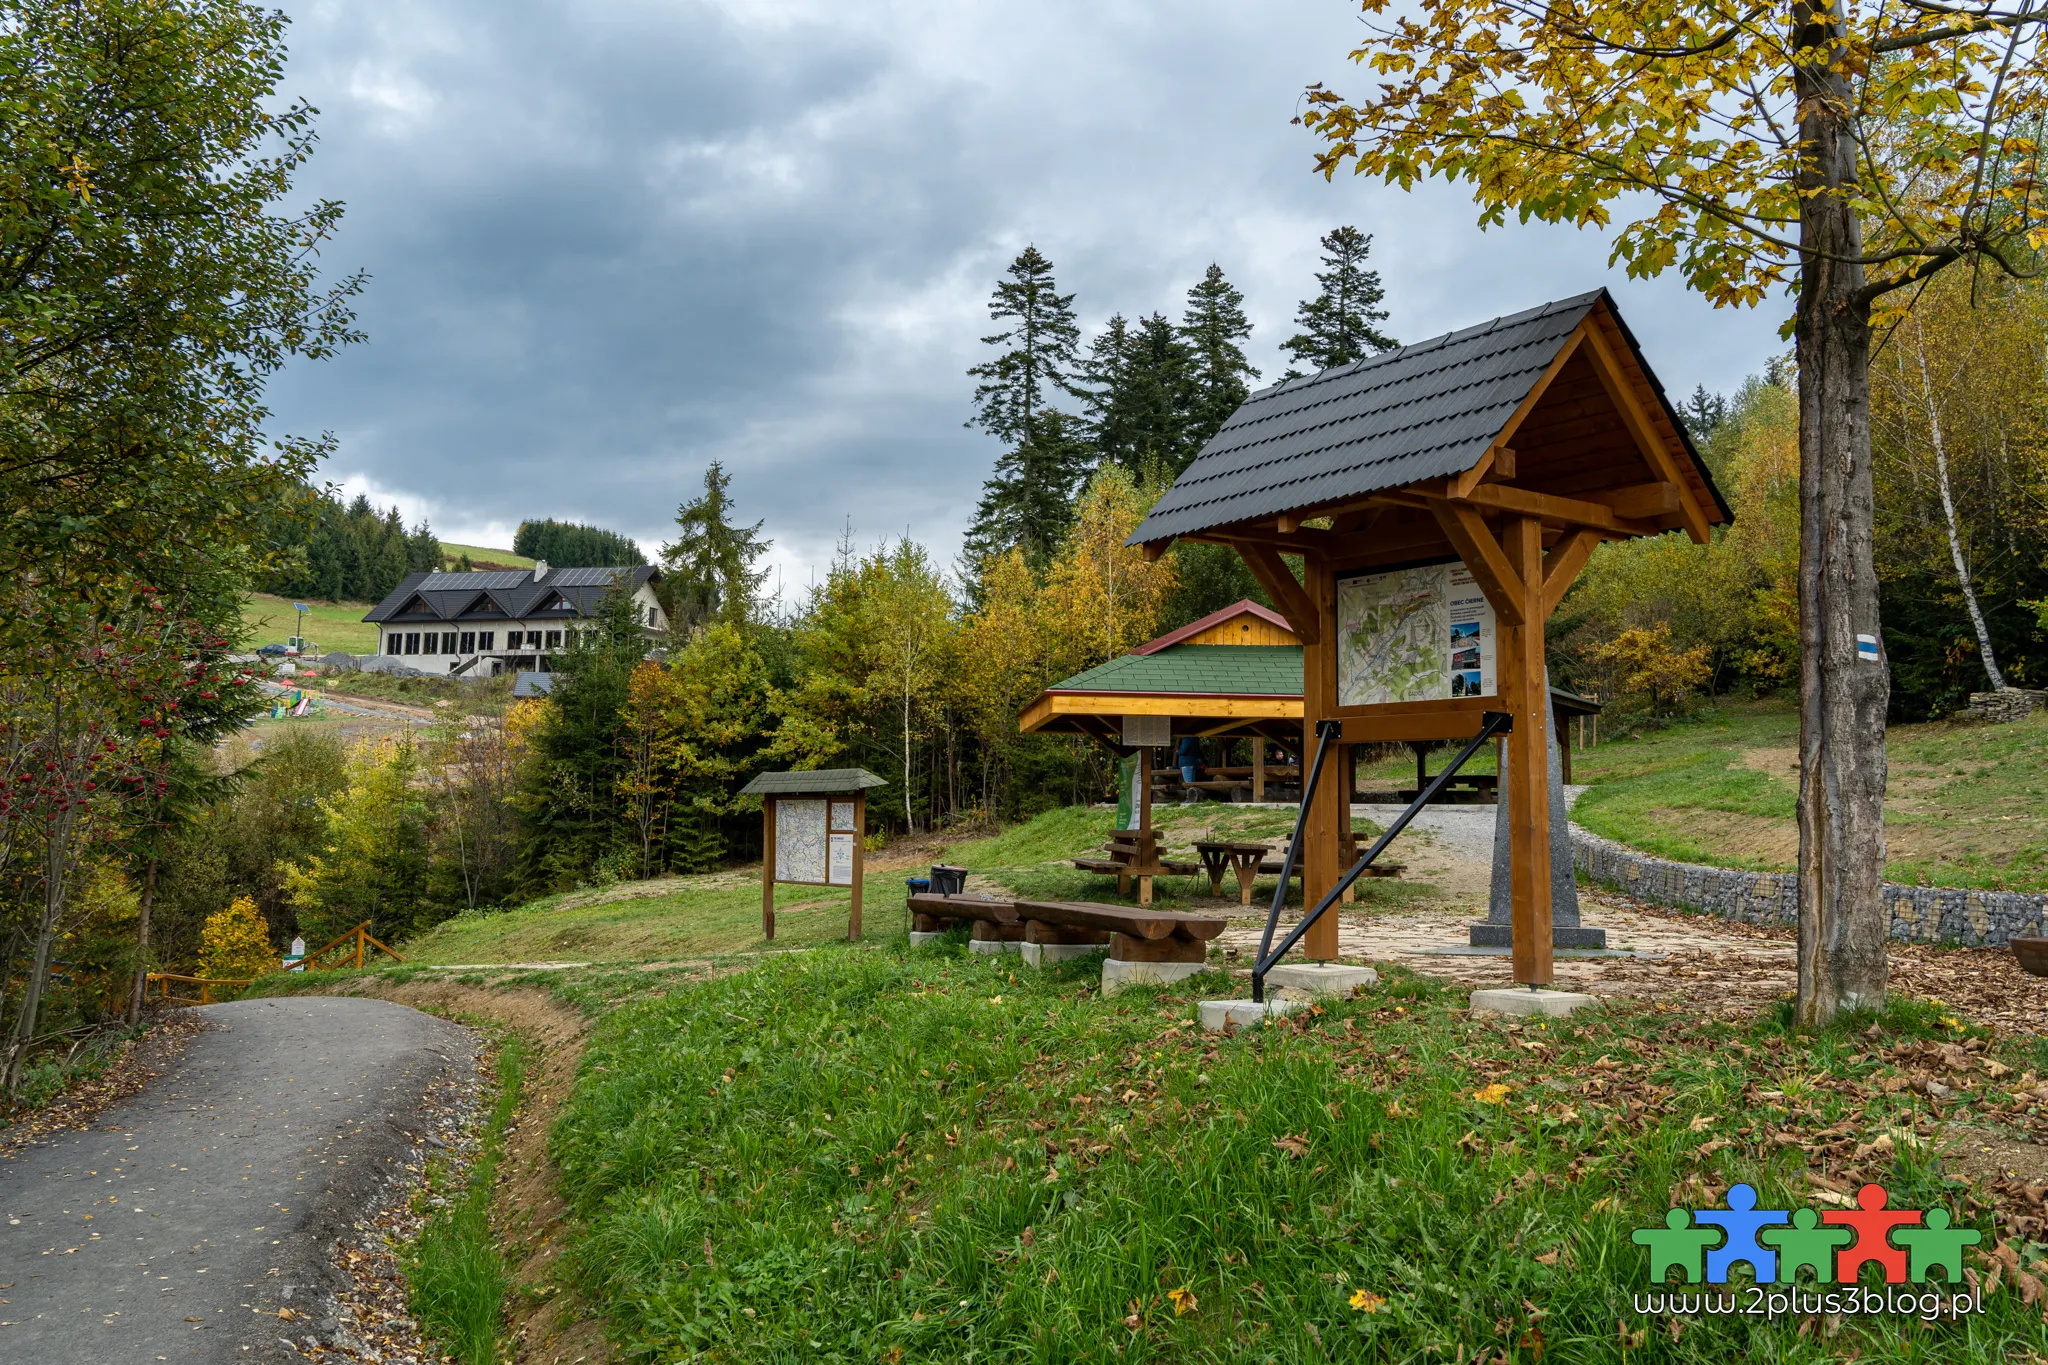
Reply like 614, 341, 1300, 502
140, 922, 406, 1006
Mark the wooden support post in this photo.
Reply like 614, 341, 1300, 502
761, 795, 777, 942
1502, 516, 1554, 986
1300, 553, 1342, 959
849, 792, 865, 942
1340, 744, 1356, 906
354, 927, 364, 971
1252, 740, 1265, 803
1558, 712, 1574, 786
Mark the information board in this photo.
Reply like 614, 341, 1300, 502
828, 832, 856, 886
1336, 560, 1496, 707
774, 798, 828, 884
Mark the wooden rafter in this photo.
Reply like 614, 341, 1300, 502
1454, 482, 1657, 537
1237, 544, 1321, 645
1540, 528, 1603, 618
1429, 503, 1526, 625
1579, 319, 1712, 543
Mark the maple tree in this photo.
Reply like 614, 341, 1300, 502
1298, 0, 2048, 1023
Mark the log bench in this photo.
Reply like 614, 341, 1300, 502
1014, 898, 1229, 993
906, 891, 1025, 951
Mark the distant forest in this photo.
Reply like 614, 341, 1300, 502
512, 519, 646, 567
259, 490, 440, 602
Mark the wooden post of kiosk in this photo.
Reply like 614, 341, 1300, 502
1299, 555, 1342, 960
761, 795, 778, 940
1251, 739, 1266, 802
848, 791, 866, 942
1138, 744, 1153, 831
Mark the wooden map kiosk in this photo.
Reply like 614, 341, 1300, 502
740, 768, 886, 942
1127, 290, 1729, 987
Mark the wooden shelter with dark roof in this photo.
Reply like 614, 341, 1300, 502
1127, 289, 1729, 990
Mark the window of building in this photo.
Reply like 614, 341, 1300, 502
528, 630, 543, 649
478, 631, 495, 651
404, 632, 420, 655
460, 631, 475, 653
421, 634, 439, 655
545, 630, 562, 649
387, 631, 401, 655
442, 632, 457, 653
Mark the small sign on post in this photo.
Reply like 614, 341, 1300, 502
739, 768, 888, 942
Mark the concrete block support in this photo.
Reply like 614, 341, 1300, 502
969, 938, 1021, 956
1468, 986, 1600, 1018
908, 931, 946, 948
1019, 941, 1107, 968
1264, 963, 1379, 999
1100, 959, 1212, 996
1198, 998, 1308, 1031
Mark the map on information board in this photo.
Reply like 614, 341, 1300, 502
1337, 561, 1495, 706
775, 798, 828, 884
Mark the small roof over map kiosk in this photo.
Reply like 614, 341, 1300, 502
1127, 290, 1729, 986
740, 769, 887, 943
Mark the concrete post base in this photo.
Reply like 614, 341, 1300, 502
1019, 941, 1107, 967
1100, 959, 1211, 996
1198, 998, 1307, 1031
908, 930, 946, 948
1469, 986, 1600, 1018
968, 938, 1021, 956
1264, 963, 1379, 999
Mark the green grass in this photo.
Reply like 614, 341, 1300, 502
239, 592, 381, 655
441, 542, 534, 570
407, 1035, 525, 1364
1569, 698, 2048, 891
396, 871, 890, 965
551, 945, 2048, 1364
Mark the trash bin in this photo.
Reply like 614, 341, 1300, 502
929, 865, 968, 897
905, 877, 931, 898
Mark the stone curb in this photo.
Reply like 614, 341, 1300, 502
1570, 825, 2047, 948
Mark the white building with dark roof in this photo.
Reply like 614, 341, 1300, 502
361, 562, 664, 675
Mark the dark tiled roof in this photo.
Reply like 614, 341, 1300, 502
363, 565, 658, 623
1046, 645, 1303, 696
1131, 290, 1683, 544
739, 768, 889, 796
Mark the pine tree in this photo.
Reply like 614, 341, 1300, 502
1681, 385, 1728, 443
1281, 227, 1397, 376
963, 247, 1089, 567
661, 462, 771, 628
1085, 312, 1196, 478
404, 518, 440, 575
1180, 264, 1260, 451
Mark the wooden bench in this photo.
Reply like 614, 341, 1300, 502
1068, 829, 1197, 907
906, 892, 1025, 944
1014, 899, 1228, 965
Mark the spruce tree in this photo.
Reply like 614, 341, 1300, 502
963, 247, 1089, 566
661, 461, 771, 628
1179, 264, 1260, 451
1084, 312, 1195, 478
404, 518, 440, 575
1281, 227, 1397, 376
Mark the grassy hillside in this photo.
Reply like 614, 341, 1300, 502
440, 542, 534, 571
239, 593, 381, 655
1571, 698, 2048, 891
549, 945, 2041, 1364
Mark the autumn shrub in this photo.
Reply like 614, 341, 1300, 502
1581, 621, 1712, 723
197, 895, 276, 984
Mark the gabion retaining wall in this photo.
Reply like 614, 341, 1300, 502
1570, 827, 2048, 948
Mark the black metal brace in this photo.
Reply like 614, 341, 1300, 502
1251, 710, 1514, 1003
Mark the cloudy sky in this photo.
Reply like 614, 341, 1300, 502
266, 0, 1785, 595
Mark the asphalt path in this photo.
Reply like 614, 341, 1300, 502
0, 997, 473, 1362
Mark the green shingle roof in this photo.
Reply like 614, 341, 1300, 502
739, 768, 888, 796
1046, 644, 1302, 696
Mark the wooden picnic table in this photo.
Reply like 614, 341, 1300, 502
1193, 840, 1271, 905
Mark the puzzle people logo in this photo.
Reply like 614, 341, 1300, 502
1630, 1183, 1984, 1319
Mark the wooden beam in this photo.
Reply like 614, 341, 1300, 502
1018, 692, 1056, 733
1448, 446, 1500, 500
1581, 481, 1681, 519
1453, 482, 1656, 537
1339, 710, 1497, 743
1579, 319, 1713, 543
1430, 503, 1526, 625
1276, 513, 1302, 534
1502, 515, 1553, 987
1237, 544, 1321, 645
1141, 540, 1170, 562
1042, 693, 1301, 719
761, 796, 777, 942
1329, 505, 1386, 536
1540, 528, 1603, 619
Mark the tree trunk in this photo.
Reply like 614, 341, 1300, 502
1792, 4, 1891, 1026
1909, 324, 2005, 690
126, 851, 159, 1025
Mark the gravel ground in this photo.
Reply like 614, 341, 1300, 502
0, 997, 476, 1363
